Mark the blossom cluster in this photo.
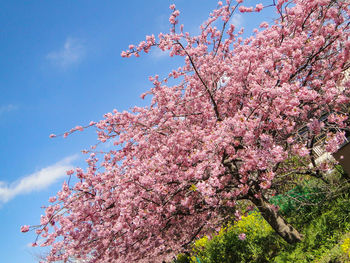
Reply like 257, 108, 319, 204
25, 0, 350, 262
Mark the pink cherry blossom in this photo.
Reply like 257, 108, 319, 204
255, 3, 263, 12
66, 170, 74, 176
48, 196, 56, 203
20, 225, 30, 233
238, 233, 246, 240
24, 0, 350, 262
239, 6, 253, 13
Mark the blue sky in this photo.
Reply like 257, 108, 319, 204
0, 1, 275, 262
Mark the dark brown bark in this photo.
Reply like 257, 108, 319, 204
250, 195, 303, 244
333, 141, 350, 179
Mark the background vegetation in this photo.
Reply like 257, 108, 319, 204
175, 167, 350, 262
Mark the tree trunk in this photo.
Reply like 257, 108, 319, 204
250, 195, 303, 244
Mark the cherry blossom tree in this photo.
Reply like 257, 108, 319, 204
24, 0, 350, 262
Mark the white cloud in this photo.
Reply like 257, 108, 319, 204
0, 155, 78, 203
0, 104, 18, 116
46, 38, 85, 68
150, 48, 170, 59
229, 13, 243, 28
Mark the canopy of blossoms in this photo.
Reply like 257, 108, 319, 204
23, 0, 349, 262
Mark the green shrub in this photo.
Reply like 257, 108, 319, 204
274, 194, 350, 262
182, 211, 283, 263
175, 180, 350, 263
269, 182, 325, 217
341, 236, 350, 259
175, 192, 350, 263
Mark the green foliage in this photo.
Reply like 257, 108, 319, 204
270, 183, 324, 217
177, 189, 350, 263
274, 194, 350, 262
176, 212, 283, 263
175, 253, 192, 263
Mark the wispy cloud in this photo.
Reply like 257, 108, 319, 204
150, 48, 170, 59
0, 155, 79, 203
0, 104, 18, 116
46, 38, 85, 68
229, 13, 243, 28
